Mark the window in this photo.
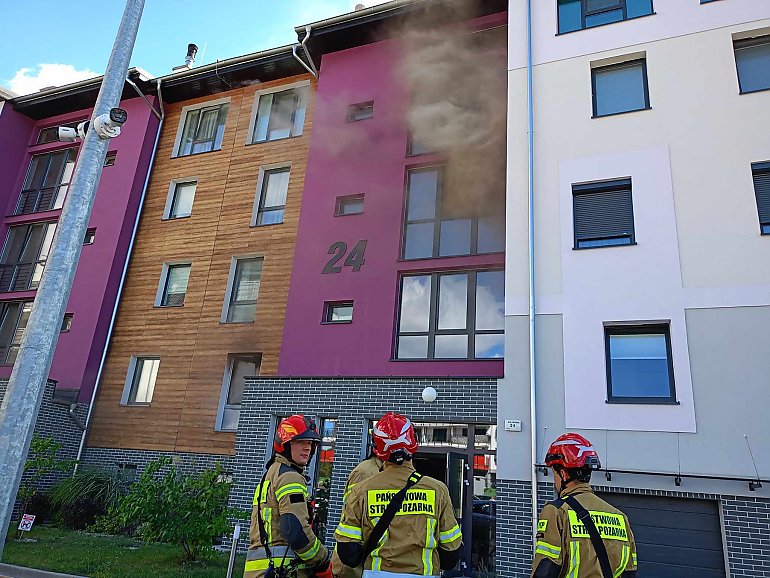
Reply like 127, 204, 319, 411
407, 132, 435, 156
124, 356, 160, 405
176, 101, 228, 156
165, 180, 197, 219
103, 151, 117, 167
396, 270, 504, 360
323, 301, 353, 323
158, 264, 191, 307
60, 313, 73, 332
0, 301, 33, 365
251, 85, 309, 143
573, 178, 635, 248
36, 120, 83, 145
0, 222, 57, 292
592, 59, 650, 117
17, 149, 77, 214
224, 257, 263, 323
604, 324, 676, 403
254, 168, 290, 225
218, 354, 261, 431
83, 228, 96, 245
734, 36, 770, 94
402, 166, 505, 259
347, 101, 374, 122
752, 162, 770, 235
335, 194, 364, 216
558, 0, 653, 34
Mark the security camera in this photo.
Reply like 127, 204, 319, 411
57, 126, 79, 142
93, 107, 127, 139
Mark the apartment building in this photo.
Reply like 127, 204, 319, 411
0, 70, 160, 471
499, 1, 770, 577
81, 48, 315, 472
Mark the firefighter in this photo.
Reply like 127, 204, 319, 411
245, 415, 332, 578
335, 412, 462, 577
532, 433, 638, 578
332, 431, 385, 578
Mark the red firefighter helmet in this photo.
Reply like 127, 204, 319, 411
545, 433, 601, 470
274, 415, 321, 453
372, 412, 419, 462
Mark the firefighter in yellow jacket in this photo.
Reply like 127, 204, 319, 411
335, 412, 462, 577
245, 415, 331, 578
532, 433, 638, 578
332, 440, 385, 578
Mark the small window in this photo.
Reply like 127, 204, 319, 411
592, 59, 650, 117
324, 301, 354, 324
335, 194, 364, 216
558, 0, 654, 34
83, 228, 96, 245
176, 102, 228, 157
752, 162, 770, 235
125, 357, 160, 405
407, 132, 434, 157
347, 101, 374, 122
605, 324, 676, 403
117, 464, 137, 484
734, 36, 770, 94
60, 313, 73, 332
159, 263, 191, 307
254, 168, 290, 226
251, 85, 309, 143
165, 180, 197, 219
103, 151, 117, 167
573, 178, 635, 248
218, 354, 261, 431
224, 257, 263, 323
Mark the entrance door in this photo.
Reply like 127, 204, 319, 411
447, 452, 471, 575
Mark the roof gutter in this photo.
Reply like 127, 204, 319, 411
294, 0, 418, 34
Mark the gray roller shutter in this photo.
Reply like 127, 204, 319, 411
752, 162, 770, 227
598, 493, 726, 578
572, 178, 634, 247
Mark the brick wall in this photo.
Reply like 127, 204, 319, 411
80, 446, 232, 479
228, 376, 498, 550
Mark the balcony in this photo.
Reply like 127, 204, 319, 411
0, 262, 45, 293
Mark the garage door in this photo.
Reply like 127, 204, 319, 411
597, 493, 726, 578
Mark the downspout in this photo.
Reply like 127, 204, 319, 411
292, 26, 318, 78
526, 0, 539, 541
73, 78, 165, 472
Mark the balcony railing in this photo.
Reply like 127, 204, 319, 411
16, 188, 59, 215
0, 261, 46, 293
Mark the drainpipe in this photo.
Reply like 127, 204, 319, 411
526, 0, 539, 541
73, 78, 165, 472
292, 26, 318, 78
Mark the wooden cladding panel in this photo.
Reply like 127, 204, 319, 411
88, 74, 314, 456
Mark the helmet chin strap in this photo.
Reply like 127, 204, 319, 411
554, 467, 576, 495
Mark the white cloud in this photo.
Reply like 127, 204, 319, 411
8, 64, 99, 96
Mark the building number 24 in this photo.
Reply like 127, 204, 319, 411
322, 240, 367, 273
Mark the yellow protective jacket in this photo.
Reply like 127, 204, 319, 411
532, 483, 638, 578
332, 456, 384, 578
335, 462, 462, 577
245, 454, 329, 578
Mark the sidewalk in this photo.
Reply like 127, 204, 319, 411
0, 564, 86, 578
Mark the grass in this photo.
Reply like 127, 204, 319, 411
3, 525, 245, 578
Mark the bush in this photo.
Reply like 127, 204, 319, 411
50, 467, 127, 529
24, 493, 52, 524
95, 457, 242, 561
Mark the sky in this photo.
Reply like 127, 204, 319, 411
1, 0, 392, 95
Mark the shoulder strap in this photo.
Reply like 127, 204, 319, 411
256, 470, 272, 559
563, 495, 613, 578
363, 471, 422, 559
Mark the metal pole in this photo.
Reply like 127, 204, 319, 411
0, 0, 145, 552
226, 525, 242, 578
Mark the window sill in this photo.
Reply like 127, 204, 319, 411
215, 427, 238, 433
250, 221, 285, 228
247, 134, 304, 147
162, 214, 192, 222
606, 399, 680, 405
154, 304, 185, 308
573, 241, 637, 250
556, 12, 656, 36
219, 321, 255, 325
739, 86, 770, 95
334, 212, 364, 217
592, 106, 652, 120
321, 320, 353, 325
123, 402, 152, 407
171, 147, 223, 159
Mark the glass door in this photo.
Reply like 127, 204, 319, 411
447, 451, 471, 576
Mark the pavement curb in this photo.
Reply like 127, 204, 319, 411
0, 563, 87, 578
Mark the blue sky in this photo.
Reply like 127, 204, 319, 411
1, 0, 390, 95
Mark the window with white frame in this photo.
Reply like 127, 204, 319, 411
123, 356, 160, 405
251, 85, 309, 143
253, 167, 290, 226
157, 263, 191, 307
223, 257, 263, 323
175, 101, 228, 157
164, 180, 197, 219
0, 300, 33, 365
217, 354, 261, 431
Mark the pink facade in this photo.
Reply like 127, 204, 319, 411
0, 97, 160, 401
279, 22, 505, 378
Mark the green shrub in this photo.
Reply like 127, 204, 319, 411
50, 466, 127, 529
95, 457, 242, 561
24, 492, 52, 524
